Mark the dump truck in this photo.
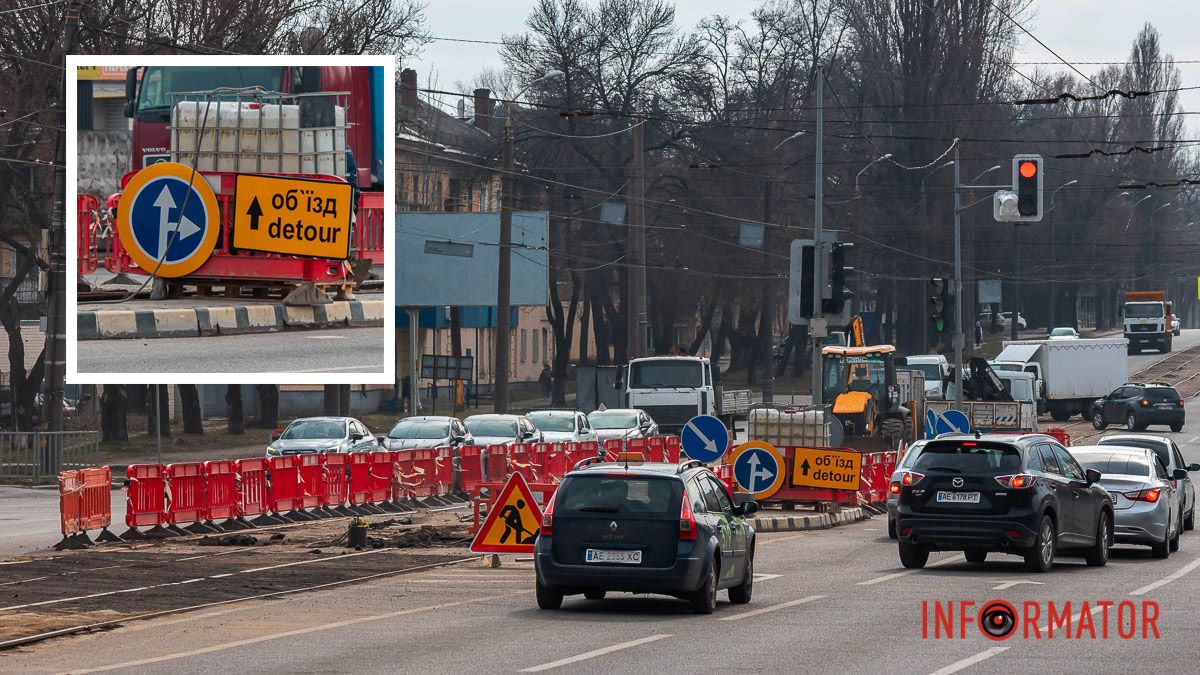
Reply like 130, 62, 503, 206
1123, 291, 1177, 354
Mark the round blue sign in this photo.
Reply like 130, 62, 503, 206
680, 415, 729, 464
732, 444, 784, 497
128, 177, 210, 265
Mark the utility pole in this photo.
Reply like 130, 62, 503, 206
627, 98, 647, 360
493, 115, 514, 413
952, 145, 964, 407
811, 67, 825, 407
45, 0, 83, 432
1011, 225, 1021, 341
760, 181, 775, 404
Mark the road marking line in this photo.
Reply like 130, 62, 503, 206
758, 532, 806, 545
519, 634, 673, 672
177, 548, 253, 561
857, 554, 965, 586
1130, 555, 1200, 595
927, 646, 1008, 675
1187, 436, 1200, 443
406, 579, 528, 584
289, 365, 385, 373
718, 594, 823, 621
60, 591, 530, 674
753, 573, 783, 582
304, 335, 348, 340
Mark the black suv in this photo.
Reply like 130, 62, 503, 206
1091, 383, 1185, 432
535, 458, 757, 614
896, 434, 1113, 572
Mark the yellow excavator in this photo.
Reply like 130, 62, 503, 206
821, 316, 913, 448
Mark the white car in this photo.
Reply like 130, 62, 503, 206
527, 410, 597, 444
1048, 327, 1079, 340
1000, 312, 1028, 330
464, 414, 543, 447
586, 408, 659, 442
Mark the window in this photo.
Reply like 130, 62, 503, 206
706, 476, 734, 513
412, 175, 419, 207
520, 329, 527, 363
542, 329, 549, 363
687, 478, 707, 513
1051, 445, 1084, 480
398, 170, 407, 208
912, 441, 1023, 474
1172, 444, 1186, 472
1099, 438, 1171, 472
558, 476, 681, 516
1037, 445, 1062, 475
1025, 447, 1044, 472
532, 328, 539, 363
1075, 453, 1152, 477
629, 360, 703, 388
1153, 457, 1170, 481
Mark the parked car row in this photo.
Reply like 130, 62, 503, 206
265, 408, 663, 457
891, 431, 1198, 572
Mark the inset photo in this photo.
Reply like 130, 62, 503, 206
67, 55, 394, 384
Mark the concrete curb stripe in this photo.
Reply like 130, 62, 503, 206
80, 298, 386, 340
133, 310, 157, 337
349, 301, 365, 322
78, 312, 98, 339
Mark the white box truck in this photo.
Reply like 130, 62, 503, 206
995, 338, 1129, 422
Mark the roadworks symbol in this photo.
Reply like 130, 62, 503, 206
470, 472, 544, 554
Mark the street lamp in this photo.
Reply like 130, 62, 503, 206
494, 69, 564, 413
971, 164, 1002, 184
1047, 179, 1077, 327
773, 129, 807, 151
1125, 194, 1154, 231
854, 153, 893, 193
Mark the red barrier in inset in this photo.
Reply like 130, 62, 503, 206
397, 448, 436, 499
324, 453, 349, 508
459, 445, 485, 494
59, 470, 81, 537
368, 451, 396, 503
508, 443, 540, 483
268, 456, 303, 513
202, 461, 237, 521
565, 441, 596, 468
125, 464, 168, 528
602, 439, 623, 460
347, 452, 373, 506
77, 194, 100, 276
664, 436, 681, 463
235, 458, 269, 518
297, 454, 327, 509
625, 438, 648, 459
645, 437, 666, 462
543, 443, 570, 482
433, 446, 454, 494
484, 445, 509, 482
167, 462, 206, 526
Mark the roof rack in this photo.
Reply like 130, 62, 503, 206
572, 456, 607, 471
676, 459, 703, 474
1148, 382, 1174, 387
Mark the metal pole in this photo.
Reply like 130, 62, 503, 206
761, 181, 775, 403
494, 115, 514, 413
409, 308, 420, 414
154, 384, 162, 465
628, 98, 647, 360
1012, 226, 1020, 342
811, 67, 825, 406
1049, 210, 1056, 328
952, 145, 964, 407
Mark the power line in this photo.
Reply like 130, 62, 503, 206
989, 0, 1104, 93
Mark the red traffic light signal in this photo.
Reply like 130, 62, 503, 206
1019, 160, 1037, 179
1012, 154, 1043, 221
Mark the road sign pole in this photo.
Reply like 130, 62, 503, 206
952, 144, 964, 407
811, 66, 825, 407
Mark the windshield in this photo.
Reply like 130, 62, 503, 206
824, 354, 886, 394
629, 361, 703, 388
908, 364, 942, 382
1075, 453, 1152, 477
1049, 328, 1075, 337
1099, 438, 1171, 469
529, 414, 575, 433
138, 66, 285, 113
388, 420, 450, 440
281, 419, 345, 440
556, 476, 682, 515
1126, 303, 1164, 318
999, 376, 1033, 402
990, 362, 1021, 372
465, 419, 518, 438
589, 412, 638, 429
912, 441, 1022, 474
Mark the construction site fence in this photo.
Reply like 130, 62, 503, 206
0, 431, 101, 483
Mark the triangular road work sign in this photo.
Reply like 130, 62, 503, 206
469, 472, 545, 554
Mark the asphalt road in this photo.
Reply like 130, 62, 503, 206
0, 487, 126, 557
75, 327, 386, 374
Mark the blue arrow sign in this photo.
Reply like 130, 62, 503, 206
128, 176, 210, 264
680, 415, 729, 464
926, 408, 971, 437
733, 445, 782, 495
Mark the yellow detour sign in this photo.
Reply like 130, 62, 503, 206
791, 447, 862, 491
470, 472, 544, 554
232, 174, 353, 259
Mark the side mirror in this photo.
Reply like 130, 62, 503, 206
1173, 468, 1189, 480
270, 428, 284, 441
1085, 468, 1101, 485
737, 501, 759, 516
1188, 463, 1200, 472
350, 432, 364, 441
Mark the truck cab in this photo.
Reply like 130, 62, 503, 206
1123, 292, 1173, 354
621, 357, 716, 434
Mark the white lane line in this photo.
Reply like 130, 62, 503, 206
304, 335, 348, 340
927, 647, 1008, 675
753, 573, 783, 582
1130, 556, 1200, 596
61, 591, 530, 674
1187, 435, 1200, 443
857, 554, 966, 586
519, 634, 673, 672
758, 533, 806, 546
718, 594, 824, 621
406, 579, 529, 584
177, 548, 253, 562
289, 365, 384, 373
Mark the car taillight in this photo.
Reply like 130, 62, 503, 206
890, 481, 900, 494
901, 471, 925, 486
1126, 488, 1161, 503
678, 496, 698, 541
1178, 399, 1185, 407
995, 474, 1037, 488
1141, 399, 1149, 407
540, 489, 557, 536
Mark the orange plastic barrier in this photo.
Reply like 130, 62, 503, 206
203, 461, 238, 522
268, 455, 303, 514
124, 464, 168, 531
324, 452, 349, 511
79, 467, 114, 534
347, 452, 374, 508
58, 470, 82, 544
235, 458, 270, 519
167, 462, 208, 529
297, 454, 327, 510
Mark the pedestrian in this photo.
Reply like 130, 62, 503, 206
538, 364, 553, 401
974, 320, 984, 348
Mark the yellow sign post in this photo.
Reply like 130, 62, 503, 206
790, 447, 862, 491
232, 174, 353, 259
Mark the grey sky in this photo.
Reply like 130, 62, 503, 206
404, 0, 1198, 132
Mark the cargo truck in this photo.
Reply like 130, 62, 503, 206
617, 356, 752, 434
995, 338, 1129, 421
1123, 291, 1177, 354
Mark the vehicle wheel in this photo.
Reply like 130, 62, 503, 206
728, 553, 753, 604
1127, 412, 1141, 431
1085, 512, 1111, 567
898, 542, 929, 569
584, 590, 606, 600
964, 549, 987, 564
1024, 516, 1056, 573
689, 557, 718, 614
887, 518, 897, 539
880, 417, 904, 444
1092, 410, 1107, 430
536, 576, 563, 610
1049, 405, 1070, 422
1185, 509, 1195, 531
1152, 517, 1171, 559
1171, 423, 1183, 433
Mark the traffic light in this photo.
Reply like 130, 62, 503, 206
823, 242, 849, 315
1012, 154, 1043, 222
929, 277, 951, 334
788, 240, 816, 322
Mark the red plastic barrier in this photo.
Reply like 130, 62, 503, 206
77, 194, 100, 275
368, 451, 396, 503
459, 445, 486, 494
203, 461, 237, 521
542, 443, 570, 482
433, 447, 454, 494
59, 470, 82, 537
566, 441, 596, 468
79, 467, 112, 532
403, 448, 438, 498
297, 454, 327, 509
325, 453, 349, 508
235, 458, 270, 518
625, 438, 648, 459
509, 443, 540, 483
125, 464, 168, 528
485, 445, 509, 482
713, 464, 734, 495
347, 452, 373, 506
167, 462, 206, 526
602, 439, 623, 460
664, 436, 681, 463
645, 437, 666, 462
268, 455, 303, 513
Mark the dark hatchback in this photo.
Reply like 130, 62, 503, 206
1091, 383, 1185, 432
534, 458, 757, 614
896, 434, 1113, 572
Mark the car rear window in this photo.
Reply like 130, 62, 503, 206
556, 476, 682, 516
1144, 387, 1180, 403
1075, 453, 1152, 477
911, 441, 1023, 474
1098, 438, 1171, 470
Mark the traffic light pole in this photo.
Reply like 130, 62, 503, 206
811, 67, 825, 407
952, 147, 964, 407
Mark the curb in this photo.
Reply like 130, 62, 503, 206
78, 300, 385, 340
751, 507, 867, 533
